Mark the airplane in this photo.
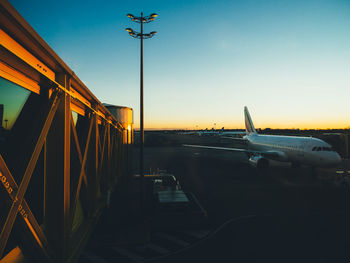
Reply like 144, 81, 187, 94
184, 107, 341, 169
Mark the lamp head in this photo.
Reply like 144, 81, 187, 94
127, 14, 134, 19
150, 31, 157, 35
125, 28, 133, 33
150, 13, 158, 18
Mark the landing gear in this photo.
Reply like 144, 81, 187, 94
257, 159, 269, 170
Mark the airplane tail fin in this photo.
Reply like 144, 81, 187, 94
244, 106, 257, 134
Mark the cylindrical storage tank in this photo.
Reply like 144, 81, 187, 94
103, 104, 134, 144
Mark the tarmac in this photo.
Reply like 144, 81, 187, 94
79, 133, 350, 263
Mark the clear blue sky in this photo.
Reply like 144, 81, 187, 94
9, 0, 350, 129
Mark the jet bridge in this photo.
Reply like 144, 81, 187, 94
0, 1, 132, 262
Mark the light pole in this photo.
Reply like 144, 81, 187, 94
126, 13, 158, 211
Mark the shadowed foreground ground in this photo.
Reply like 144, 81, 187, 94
82, 134, 350, 263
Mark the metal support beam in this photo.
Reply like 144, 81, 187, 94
0, 155, 53, 261
44, 85, 70, 262
0, 91, 61, 258
63, 76, 71, 260
0, 2, 133, 262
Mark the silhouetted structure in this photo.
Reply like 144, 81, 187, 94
0, 104, 3, 128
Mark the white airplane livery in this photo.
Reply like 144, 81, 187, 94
185, 107, 341, 169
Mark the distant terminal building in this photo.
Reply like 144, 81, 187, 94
104, 104, 134, 144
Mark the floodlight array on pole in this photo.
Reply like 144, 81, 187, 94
126, 12, 158, 211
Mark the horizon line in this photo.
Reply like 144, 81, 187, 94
133, 127, 350, 131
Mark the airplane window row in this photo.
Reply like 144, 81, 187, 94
274, 144, 299, 149
312, 147, 332, 151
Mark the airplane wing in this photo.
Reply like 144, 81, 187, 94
220, 137, 248, 144
220, 133, 246, 136
183, 144, 281, 159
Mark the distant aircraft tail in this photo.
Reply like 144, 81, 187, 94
244, 106, 257, 134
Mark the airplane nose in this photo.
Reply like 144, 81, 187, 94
332, 153, 342, 165
324, 152, 341, 167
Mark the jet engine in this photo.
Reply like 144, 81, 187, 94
248, 155, 269, 169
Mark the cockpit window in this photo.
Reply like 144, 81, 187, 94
313, 146, 333, 152
323, 147, 332, 151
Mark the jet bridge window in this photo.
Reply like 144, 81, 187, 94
0, 77, 31, 150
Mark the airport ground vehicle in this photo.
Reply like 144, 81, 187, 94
334, 171, 350, 189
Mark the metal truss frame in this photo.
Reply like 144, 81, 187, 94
0, 1, 130, 262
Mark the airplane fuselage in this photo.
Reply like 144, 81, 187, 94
245, 133, 341, 167
184, 107, 342, 169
